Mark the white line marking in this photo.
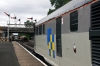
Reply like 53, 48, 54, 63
16, 42, 47, 66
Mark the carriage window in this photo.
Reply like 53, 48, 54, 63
70, 11, 78, 32
43, 24, 45, 34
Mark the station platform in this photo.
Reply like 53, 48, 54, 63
0, 42, 45, 66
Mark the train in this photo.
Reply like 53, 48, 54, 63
34, 0, 100, 66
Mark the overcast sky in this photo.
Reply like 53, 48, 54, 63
0, 0, 51, 26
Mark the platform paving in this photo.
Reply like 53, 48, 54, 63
12, 41, 44, 66
0, 42, 20, 66
0, 42, 44, 66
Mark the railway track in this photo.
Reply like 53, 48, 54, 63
17, 40, 52, 66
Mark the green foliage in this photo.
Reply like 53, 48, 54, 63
50, 0, 56, 6
24, 20, 35, 28
19, 33, 32, 40
48, 0, 71, 15
47, 9, 55, 15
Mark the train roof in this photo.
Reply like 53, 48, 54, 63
36, 0, 92, 25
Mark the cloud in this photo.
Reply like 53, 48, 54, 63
0, 0, 51, 26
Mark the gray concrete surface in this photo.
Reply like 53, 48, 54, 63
0, 42, 20, 66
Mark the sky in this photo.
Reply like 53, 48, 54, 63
0, 0, 52, 27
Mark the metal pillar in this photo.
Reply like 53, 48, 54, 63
7, 17, 10, 41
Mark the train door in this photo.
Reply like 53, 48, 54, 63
56, 17, 62, 57
89, 1, 100, 66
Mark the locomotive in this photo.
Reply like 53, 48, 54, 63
34, 0, 100, 66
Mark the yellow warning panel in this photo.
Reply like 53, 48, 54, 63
52, 42, 55, 50
50, 35, 52, 42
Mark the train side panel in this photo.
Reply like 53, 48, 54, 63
35, 19, 60, 66
58, 4, 91, 66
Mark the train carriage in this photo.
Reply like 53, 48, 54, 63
34, 0, 100, 66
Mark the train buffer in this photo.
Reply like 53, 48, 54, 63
0, 42, 45, 66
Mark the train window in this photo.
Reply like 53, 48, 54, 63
70, 11, 78, 32
41, 25, 42, 35
35, 27, 37, 35
37, 27, 38, 35
39, 26, 41, 35
39, 25, 42, 35
36, 27, 38, 35
43, 24, 45, 34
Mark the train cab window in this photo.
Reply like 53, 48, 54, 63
70, 11, 78, 32
43, 24, 45, 34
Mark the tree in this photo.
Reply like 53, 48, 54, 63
48, 0, 71, 15
47, 9, 55, 15
24, 20, 30, 28
24, 20, 34, 28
